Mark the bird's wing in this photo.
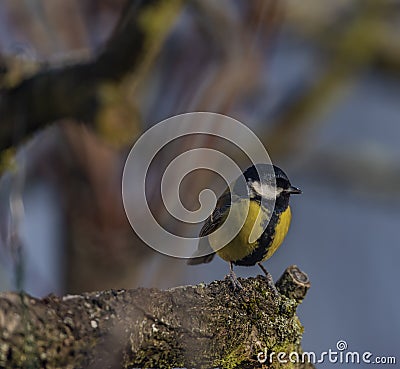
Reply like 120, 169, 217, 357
187, 189, 231, 265
199, 189, 231, 236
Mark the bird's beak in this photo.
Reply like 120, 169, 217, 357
287, 185, 302, 194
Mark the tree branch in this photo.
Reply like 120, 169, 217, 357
0, 266, 313, 369
0, 0, 183, 151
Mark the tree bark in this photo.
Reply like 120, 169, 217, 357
0, 266, 314, 369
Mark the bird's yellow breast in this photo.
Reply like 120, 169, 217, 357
208, 199, 292, 263
209, 199, 269, 262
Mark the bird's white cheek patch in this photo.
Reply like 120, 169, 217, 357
251, 181, 282, 199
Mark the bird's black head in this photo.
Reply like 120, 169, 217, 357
272, 165, 302, 195
239, 164, 301, 201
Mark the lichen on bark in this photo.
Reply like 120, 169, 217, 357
0, 266, 314, 369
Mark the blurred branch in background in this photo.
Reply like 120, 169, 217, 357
0, 0, 183, 151
285, 0, 400, 74
0, 0, 399, 297
0, 0, 186, 294
0, 0, 284, 294
263, 0, 400, 159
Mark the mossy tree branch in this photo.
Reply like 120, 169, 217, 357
0, 266, 313, 369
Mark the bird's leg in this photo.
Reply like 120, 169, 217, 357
257, 263, 279, 297
228, 262, 242, 290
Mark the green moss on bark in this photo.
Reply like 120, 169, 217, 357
1, 274, 313, 369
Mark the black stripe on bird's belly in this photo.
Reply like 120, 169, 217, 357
233, 194, 289, 267
233, 213, 276, 266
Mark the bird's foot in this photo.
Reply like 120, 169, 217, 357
258, 263, 279, 297
227, 269, 243, 290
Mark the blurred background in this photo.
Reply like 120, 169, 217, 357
0, 0, 399, 367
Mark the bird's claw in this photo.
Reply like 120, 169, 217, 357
228, 272, 243, 290
258, 263, 280, 297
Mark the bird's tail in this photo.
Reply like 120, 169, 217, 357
187, 252, 215, 265
187, 237, 215, 265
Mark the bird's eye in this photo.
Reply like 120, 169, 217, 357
276, 178, 289, 189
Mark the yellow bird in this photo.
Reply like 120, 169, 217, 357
188, 164, 301, 289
